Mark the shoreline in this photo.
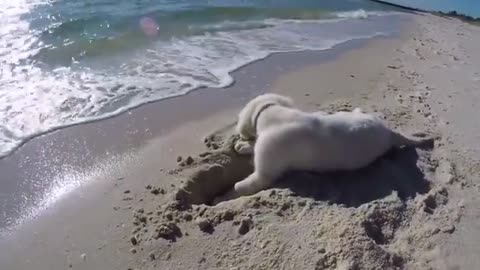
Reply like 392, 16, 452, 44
0, 35, 381, 161
0, 13, 409, 161
0, 26, 407, 233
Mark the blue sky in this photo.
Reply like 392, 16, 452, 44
388, 0, 480, 17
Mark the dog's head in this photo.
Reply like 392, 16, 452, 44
236, 93, 293, 140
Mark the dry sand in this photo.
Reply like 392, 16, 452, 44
1, 13, 480, 270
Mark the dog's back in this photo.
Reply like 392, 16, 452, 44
256, 112, 393, 173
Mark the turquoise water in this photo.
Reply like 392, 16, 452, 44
390, 0, 480, 18
0, 0, 406, 157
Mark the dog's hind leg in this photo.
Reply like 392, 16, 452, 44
390, 130, 435, 149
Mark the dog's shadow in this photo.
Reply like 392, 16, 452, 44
275, 147, 430, 207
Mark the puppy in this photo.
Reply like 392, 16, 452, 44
218, 94, 433, 202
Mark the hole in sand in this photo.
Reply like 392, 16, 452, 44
175, 134, 254, 206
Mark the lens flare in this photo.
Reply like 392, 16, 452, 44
139, 17, 159, 37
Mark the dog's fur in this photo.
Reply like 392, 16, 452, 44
217, 93, 433, 202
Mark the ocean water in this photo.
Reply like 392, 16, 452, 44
0, 0, 406, 158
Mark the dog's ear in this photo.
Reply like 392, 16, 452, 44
236, 94, 294, 140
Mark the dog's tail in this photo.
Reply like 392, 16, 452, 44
390, 131, 436, 149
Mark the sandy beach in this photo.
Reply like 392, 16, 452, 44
1, 12, 480, 270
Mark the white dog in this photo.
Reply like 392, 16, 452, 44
216, 93, 433, 202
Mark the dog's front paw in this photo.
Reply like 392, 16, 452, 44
234, 140, 254, 155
